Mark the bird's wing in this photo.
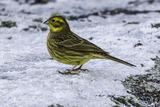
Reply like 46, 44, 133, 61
56, 32, 109, 54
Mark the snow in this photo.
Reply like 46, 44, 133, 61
0, 0, 160, 107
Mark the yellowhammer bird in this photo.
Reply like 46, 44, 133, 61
44, 16, 136, 74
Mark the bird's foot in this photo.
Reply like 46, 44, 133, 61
58, 70, 79, 75
73, 68, 89, 71
73, 65, 89, 71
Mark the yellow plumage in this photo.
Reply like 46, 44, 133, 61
44, 16, 136, 74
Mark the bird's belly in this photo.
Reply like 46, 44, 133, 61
51, 52, 90, 65
47, 46, 90, 65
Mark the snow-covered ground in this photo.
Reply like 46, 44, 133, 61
0, 0, 160, 107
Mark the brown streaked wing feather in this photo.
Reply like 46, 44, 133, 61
58, 38, 83, 47
56, 31, 109, 54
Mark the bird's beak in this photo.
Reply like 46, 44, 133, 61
43, 20, 49, 25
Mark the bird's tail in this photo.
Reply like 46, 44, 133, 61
92, 53, 136, 67
105, 54, 136, 67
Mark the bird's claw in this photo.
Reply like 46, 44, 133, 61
73, 68, 89, 71
58, 70, 79, 75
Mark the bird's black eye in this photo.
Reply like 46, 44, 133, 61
52, 20, 55, 22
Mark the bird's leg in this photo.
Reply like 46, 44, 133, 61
73, 64, 89, 71
69, 65, 78, 72
58, 65, 79, 75
73, 64, 83, 71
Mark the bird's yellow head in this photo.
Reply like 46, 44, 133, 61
44, 16, 70, 33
